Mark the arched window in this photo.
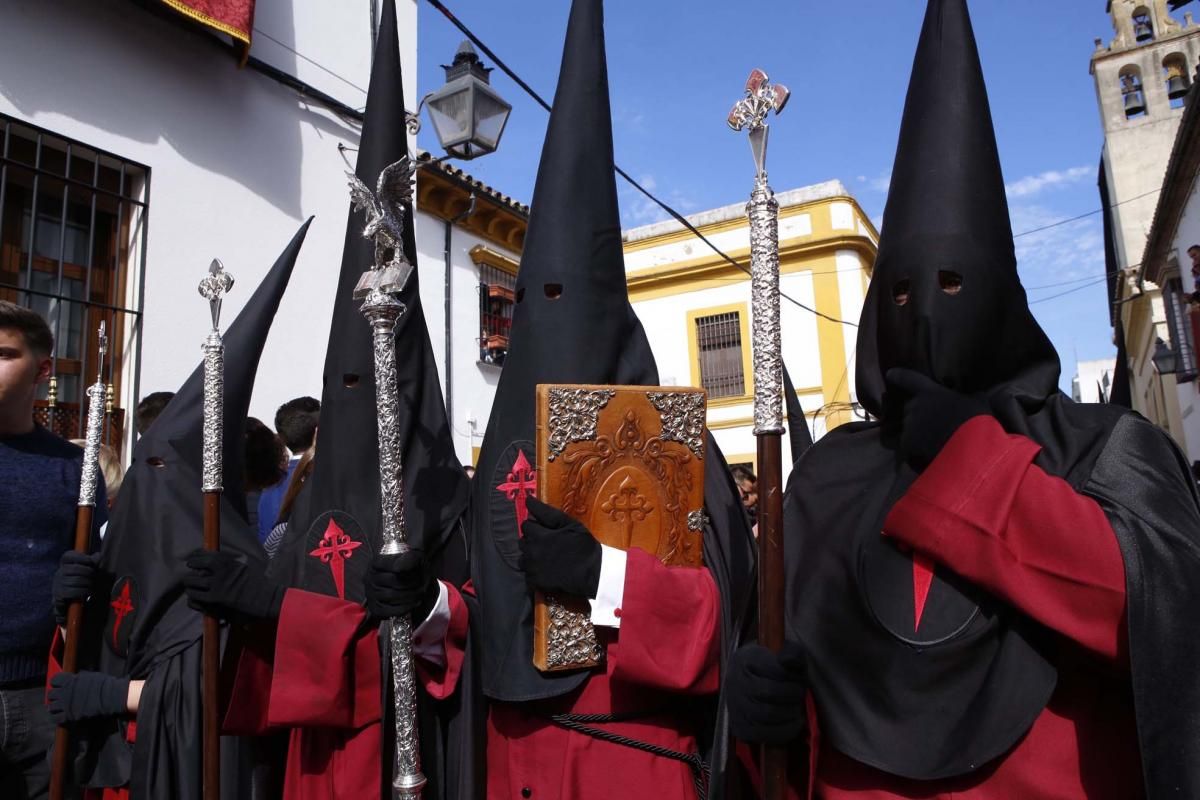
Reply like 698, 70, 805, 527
1120, 65, 1148, 119
1133, 7, 1155, 42
1164, 53, 1190, 109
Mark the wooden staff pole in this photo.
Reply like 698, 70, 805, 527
197, 259, 234, 800
49, 323, 109, 800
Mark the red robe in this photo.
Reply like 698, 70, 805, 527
223, 583, 468, 800
485, 547, 720, 800
776, 416, 1142, 799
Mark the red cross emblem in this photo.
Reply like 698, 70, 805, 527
496, 449, 537, 534
309, 517, 363, 600
110, 581, 134, 648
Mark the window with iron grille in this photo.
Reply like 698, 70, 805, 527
478, 261, 516, 366
1164, 277, 1197, 382
0, 114, 149, 449
695, 310, 746, 399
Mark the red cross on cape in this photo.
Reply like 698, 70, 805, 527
309, 517, 363, 600
110, 581, 134, 649
496, 448, 537, 535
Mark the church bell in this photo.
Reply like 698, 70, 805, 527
1168, 74, 1190, 101
1124, 88, 1147, 116
1135, 19, 1154, 42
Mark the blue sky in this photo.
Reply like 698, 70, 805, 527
418, 1, 1183, 389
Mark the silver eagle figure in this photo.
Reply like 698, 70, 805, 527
347, 156, 416, 299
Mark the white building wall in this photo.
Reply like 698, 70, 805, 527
0, 0, 418, 454
412, 210, 517, 466
1073, 358, 1116, 404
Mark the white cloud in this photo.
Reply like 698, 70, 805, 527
867, 171, 892, 193
1011, 202, 1104, 287
1005, 165, 1092, 199
617, 173, 695, 228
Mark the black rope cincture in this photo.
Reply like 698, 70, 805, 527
549, 712, 709, 800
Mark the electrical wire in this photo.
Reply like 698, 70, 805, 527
252, 27, 368, 95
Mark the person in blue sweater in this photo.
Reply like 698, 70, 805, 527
0, 300, 105, 800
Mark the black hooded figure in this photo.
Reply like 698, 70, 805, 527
723, 1, 1200, 797
182, 2, 482, 799
466, 0, 754, 798
45, 220, 311, 799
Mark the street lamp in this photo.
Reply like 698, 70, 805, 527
1152, 337, 1179, 375
411, 41, 512, 161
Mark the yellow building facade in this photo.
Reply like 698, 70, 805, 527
622, 180, 877, 475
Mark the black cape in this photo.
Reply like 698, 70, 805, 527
75, 221, 311, 798
782, 0, 1200, 793
265, 1, 479, 796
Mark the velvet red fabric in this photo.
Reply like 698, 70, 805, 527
223, 585, 467, 799
486, 547, 720, 800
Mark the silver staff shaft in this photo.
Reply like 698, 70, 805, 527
361, 289, 425, 797
198, 259, 235, 492
78, 322, 109, 508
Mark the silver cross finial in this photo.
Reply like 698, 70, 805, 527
728, 69, 790, 178
198, 259, 235, 330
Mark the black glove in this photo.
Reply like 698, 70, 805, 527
885, 368, 990, 469
725, 641, 808, 746
519, 497, 601, 598
52, 551, 100, 626
184, 549, 285, 624
365, 551, 440, 622
47, 671, 129, 724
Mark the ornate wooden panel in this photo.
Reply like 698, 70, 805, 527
532, 384, 707, 672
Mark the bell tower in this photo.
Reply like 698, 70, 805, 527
1091, 1, 1200, 277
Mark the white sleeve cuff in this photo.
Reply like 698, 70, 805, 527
411, 580, 451, 668
589, 545, 627, 628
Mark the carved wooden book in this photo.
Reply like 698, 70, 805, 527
532, 384, 707, 672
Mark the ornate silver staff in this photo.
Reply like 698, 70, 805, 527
728, 68, 790, 800
198, 259, 234, 800
49, 322, 109, 800
347, 156, 425, 797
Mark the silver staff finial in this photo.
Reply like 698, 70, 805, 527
95, 321, 108, 383
728, 69, 790, 179
198, 259, 235, 331
348, 156, 417, 300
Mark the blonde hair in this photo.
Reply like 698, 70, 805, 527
71, 440, 125, 504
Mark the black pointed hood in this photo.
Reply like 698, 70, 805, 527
783, 363, 812, 464
469, 0, 659, 703
856, 0, 1058, 419
98, 220, 310, 678
272, 0, 467, 604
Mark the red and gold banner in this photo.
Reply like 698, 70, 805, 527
158, 0, 255, 60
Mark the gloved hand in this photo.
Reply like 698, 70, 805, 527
365, 550, 440, 622
47, 671, 130, 724
52, 551, 100, 626
519, 497, 601, 598
725, 641, 808, 746
885, 368, 990, 469
183, 549, 285, 624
